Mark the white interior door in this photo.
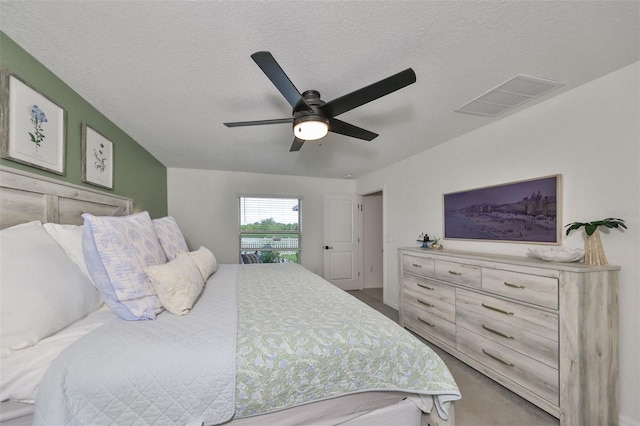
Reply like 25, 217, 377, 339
323, 194, 360, 291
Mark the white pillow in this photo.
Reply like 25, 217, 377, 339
82, 212, 166, 321
0, 223, 103, 358
43, 223, 94, 283
177, 246, 218, 281
144, 256, 205, 315
153, 216, 189, 260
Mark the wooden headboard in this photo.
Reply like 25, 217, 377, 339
0, 166, 133, 229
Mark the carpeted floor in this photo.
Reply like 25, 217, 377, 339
348, 288, 560, 426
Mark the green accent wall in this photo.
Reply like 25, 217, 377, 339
0, 32, 167, 217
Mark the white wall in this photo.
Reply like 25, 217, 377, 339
167, 168, 356, 275
356, 62, 639, 425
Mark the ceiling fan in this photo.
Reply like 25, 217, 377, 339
224, 51, 417, 152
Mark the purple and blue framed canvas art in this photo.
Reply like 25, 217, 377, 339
443, 175, 561, 244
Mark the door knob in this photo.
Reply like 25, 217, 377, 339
324, 245, 333, 250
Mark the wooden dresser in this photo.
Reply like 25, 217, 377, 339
398, 247, 619, 426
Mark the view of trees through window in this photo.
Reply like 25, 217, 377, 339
239, 196, 301, 263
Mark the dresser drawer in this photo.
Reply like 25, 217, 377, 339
434, 260, 481, 289
404, 275, 455, 323
403, 303, 456, 348
457, 288, 558, 342
402, 254, 434, 276
457, 288, 558, 368
482, 268, 559, 309
457, 327, 559, 405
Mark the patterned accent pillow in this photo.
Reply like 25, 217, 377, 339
82, 212, 166, 320
153, 216, 189, 260
144, 256, 205, 315
177, 246, 218, 281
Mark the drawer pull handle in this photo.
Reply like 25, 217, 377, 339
482, 324, 515, 340
418, 317, 436, 327
481, 303, 514, 316
504, 281, 526, 289
417, 298, 435, 307
448, 270, 462, 276
417, 282, 435, 290
482, 349, 515, 367
412, 263, 423, 268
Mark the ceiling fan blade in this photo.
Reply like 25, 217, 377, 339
320, 68, 416, 118
289, 137, 305, 152
251, 51, 312, 112
224, 118, 293, 127
328, 118, 378, 141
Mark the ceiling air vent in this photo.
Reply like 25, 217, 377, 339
455, 75, 564, 117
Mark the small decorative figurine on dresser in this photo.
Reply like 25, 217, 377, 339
417, 233, 431, 248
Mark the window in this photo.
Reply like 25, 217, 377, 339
239, 196, 301, 263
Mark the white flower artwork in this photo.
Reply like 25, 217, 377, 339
82, 124, 114, 189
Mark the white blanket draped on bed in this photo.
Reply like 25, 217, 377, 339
33, 266, 238, 425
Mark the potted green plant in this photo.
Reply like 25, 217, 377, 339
431, 236, 443, 250
564, 218, 626, 265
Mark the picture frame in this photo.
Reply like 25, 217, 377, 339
1, 70, 66, 175
82, 123, 114, 189
443, 174, 561, 244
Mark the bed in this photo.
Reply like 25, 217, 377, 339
0, 166, 460, 425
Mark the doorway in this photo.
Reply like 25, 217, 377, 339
322, 191, 384, 298
362, 191, 383, 298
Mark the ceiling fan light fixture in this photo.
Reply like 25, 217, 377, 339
293, 116, 329, 141
226, 52, 417, 150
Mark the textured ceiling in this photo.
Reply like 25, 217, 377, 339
1, 1, 638, 179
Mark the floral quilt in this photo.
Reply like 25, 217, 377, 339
234, 263, 460, 418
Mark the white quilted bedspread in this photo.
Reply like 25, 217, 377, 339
33, 266, 239, 426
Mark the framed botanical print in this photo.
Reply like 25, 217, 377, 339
1, 70, 66, 175
82, 123, 114, 189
